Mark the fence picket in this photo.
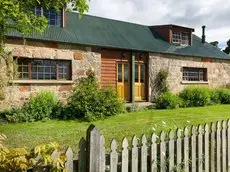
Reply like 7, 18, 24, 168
222, 121, 227, 172
78, 138, 87, 172
169, 130, 175, 172
141, 134, 148, 172
132, 136, 138, 172
217, 121, 221, 172
198, 125, 203, 172
100, 135, 105, 172
228, 120, 230, 172
122, 138, 129, 172
184, 127, 189, 172
191, 126, 196, 172
151, 133, 157, 172
160, 131, 166, 172
176, 129, 182, 171
211, 122, 216, 172
204, 124, 209, 172
65, 147, 73, 172
110, 139, 118, 172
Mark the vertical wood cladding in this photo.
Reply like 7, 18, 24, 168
101, 49, 148, 89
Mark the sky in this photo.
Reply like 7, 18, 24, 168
87, 0, 230, 49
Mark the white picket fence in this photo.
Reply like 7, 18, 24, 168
6, 120, 229, 172
75, 120, 230, 172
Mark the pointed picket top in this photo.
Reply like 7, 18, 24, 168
66, 147, 73, 157
217, 121, 221, 130
132, 136, 138, 147
52, 149, 59, 158
198, 125, 203, 134
151, 133, 157, 143
211, 122, 216, 132
141, 134, 147, 145
111, 139, 117, 152
87, 124, 100, 136
160, 131, 166, 141
169, 130, 174, 140
222, 120, 227, 129
205, 123, 209, 132
177, 129, 182, 138
192, 126, 196, 135
122, 137, 129, 148
184, 127, 189, 137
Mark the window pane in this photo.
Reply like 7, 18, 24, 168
16, 58, 71, 80
124, 64, 129, 83
140, 64, 145, 83
182, 67, 207, 81
135, 64, 139, 82
118, 64, 122, 82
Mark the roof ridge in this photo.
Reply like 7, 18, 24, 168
67, 11, 148, 27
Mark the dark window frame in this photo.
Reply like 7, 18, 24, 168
172, 32, 190, 45
182, 67, 208, 81
16, 58, 72, 81
32, 7, 62, 26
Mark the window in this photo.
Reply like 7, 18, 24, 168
32, 7, 61, 26
172, 32, 190, 45
182, 67, 207, 81
17, 58, 71, 80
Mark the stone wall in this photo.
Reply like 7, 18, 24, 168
0, 39, 101, 109
149, 53, 230, 101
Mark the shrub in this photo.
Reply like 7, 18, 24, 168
155, 69, 169, 95
156, 92, 181, 109
216, 88, 230, 104
179, 87, 211, 107
66, 71, 124, 121
0, 91, 58, 123
209, 89, 221, 105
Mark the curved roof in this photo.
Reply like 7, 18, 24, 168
7, 12, 230, 60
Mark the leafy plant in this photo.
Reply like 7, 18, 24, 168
156, 92, 181, 109
0, 91, 58, 123
0, 134, 66, 171
66, 70, 124, 121
179, 87, 211, 107
216, 88, 230, 104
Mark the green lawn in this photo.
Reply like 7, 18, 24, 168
1, 105, 230, 154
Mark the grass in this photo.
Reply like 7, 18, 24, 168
1, 105, 230, 154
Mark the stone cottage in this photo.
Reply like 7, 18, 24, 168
2, 9, 230, 108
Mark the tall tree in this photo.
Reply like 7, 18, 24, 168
223, 39, 230, 54
0, 0, 89, 51
210, 41, 219, 48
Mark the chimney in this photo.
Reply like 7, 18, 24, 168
202, 25, 206, 43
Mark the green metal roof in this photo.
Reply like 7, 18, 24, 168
7, 12, 230, 60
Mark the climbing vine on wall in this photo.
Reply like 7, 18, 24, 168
0, 49, 17, 100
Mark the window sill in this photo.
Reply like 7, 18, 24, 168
10, 80, 74, 84
181, 81, 209, 85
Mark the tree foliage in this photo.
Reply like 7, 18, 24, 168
223, 39, 230, 55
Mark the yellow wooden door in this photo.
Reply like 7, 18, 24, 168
117, 63, 130, 101
135, 63, 146, 101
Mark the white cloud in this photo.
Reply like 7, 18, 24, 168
88, 0, 230, 48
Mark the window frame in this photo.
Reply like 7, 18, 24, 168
172, 32, 190, 45
182, 67, 208, 82
32, 7, 62, 26
17, 58, 72, 81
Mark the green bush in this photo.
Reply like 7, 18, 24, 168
0, 91, 58, 123
156, 92, 181, 109
216, 88, 230, 104
66, 71, 124, 121
179, 87, 211, 107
